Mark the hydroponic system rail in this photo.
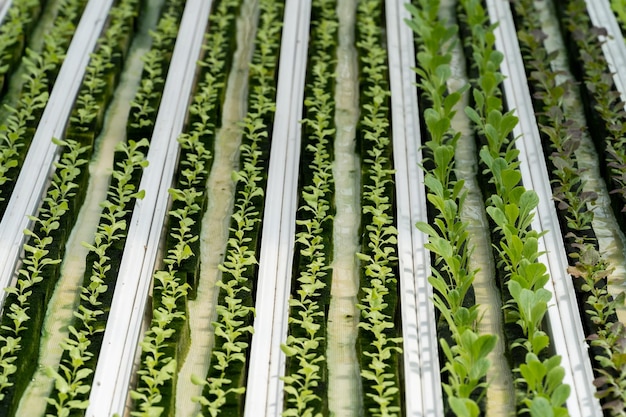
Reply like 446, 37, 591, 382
0, 0, 623, 416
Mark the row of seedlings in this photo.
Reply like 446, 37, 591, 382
457, 0, 572, 414
126, 0, 186, 144
279, 0, 336, 415
66, 0, 141, 148
129, 0, 242, 415
0, 0, 90, 215
191, 0, 284, 415
406, 0, 497, 414
0, 0, 45, 100
555, 0, 626, 233
0, 0, 140, 414
543, 0, 626, 412
354, 0, 403, 414
43, 0, 188, 414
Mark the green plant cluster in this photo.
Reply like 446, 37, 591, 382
67, 0, 140, 147
457, 0, 570, 415
0, 138, 90, 416
558, 0, 626, 234
354, 1, 402, 415
406, 1, 496, 415
513, 1, 626, 414
0, 0, 45, 99
280, 0, 337, 416
127, 0, 186, 141
190, 1, 282, 416
0, 0, 89, 216
130, 0, 242, 416
44, 137, 148, 417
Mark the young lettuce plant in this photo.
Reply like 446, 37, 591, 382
560, 0, 626, 231
534, 1, 626, 411
68, 0, 139, 147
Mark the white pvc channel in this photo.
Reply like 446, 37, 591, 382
0, 0, 115, 311
243, 0, 310, 415
85, 0, 213, 415
385, 0, 444, 416
485, 0, 602, 415
0, 0, 11, 25
585, 0, 626, 104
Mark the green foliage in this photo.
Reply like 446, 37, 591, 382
130, 0, 235, 408
440, 329, 496, 402
516, 353, 570, 416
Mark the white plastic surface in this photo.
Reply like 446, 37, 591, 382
585, 0, 626, 103
385, 0, 444, 416
0, 0, 11, 25
85, 0, 213, 415
243, 0, 310, 415
486, 1, 602, 415
0, 0, 115, 311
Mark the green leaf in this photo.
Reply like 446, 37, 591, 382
550, 384, 570, 407
464, 106, 482, 126
280, 344, 298, 357
190, 374, 206, 386
529, 396, 553, 417
448, 396, 480, 417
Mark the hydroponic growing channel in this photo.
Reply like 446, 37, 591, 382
0, 0, 625, 416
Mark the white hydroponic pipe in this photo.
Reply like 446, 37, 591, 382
0, 0, 12, 24
243, 0, 311, 415
386, 0, 446, 415
585, 0, 626, 104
